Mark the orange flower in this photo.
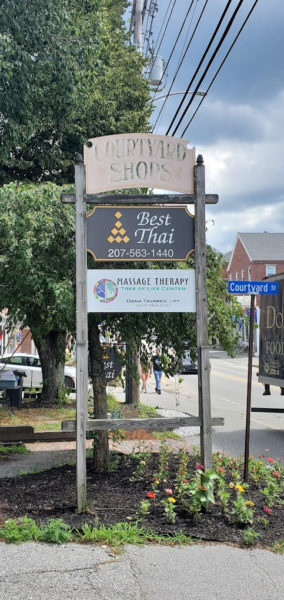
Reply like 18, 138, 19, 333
147, 491, 155, 499
272, 471, 282, 478
198, 485, 206, 491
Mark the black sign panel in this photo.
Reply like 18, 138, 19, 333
102, 345, 123, 382
87, 206, 194, 261
259, 276, 284, 384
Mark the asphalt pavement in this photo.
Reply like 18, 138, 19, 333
0, 541, 283, 599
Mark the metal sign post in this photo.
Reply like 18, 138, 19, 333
244, 293, 255, 482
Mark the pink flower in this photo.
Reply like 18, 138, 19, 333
195, 463, 204, 470
265, 449, 269, 453
263, 506, 272, 515
265, 457, 275, 463
164, 488, 173, 495
272, 471, 282, 479
217, 467, 225, 474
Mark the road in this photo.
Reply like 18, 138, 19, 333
139, 353, 284, 462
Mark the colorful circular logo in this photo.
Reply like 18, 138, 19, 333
94, 279, 118, 303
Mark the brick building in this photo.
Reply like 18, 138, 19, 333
227, 232, 284, 307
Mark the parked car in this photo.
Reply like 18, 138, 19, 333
0, 353, 76, 391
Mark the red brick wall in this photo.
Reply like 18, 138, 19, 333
17, 329, 33, 353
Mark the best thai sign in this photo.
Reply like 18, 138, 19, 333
84, 133, 195, 194
87, 269, 196, 313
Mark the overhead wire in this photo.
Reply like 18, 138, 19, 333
151, 0, 174, 57
152, 0, 177, 61
152, 0, 209, 132
150, 0, 195, 108
169, 0, 245, 136
166, 0, 233, 135
179, 0, 260, 137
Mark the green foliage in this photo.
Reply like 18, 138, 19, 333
38, 519, 72, 544
139, 500, 151, 516
161, 498, 176, 523
0, 516, 40, 543
0, 0, 151, 184
231, 493, 254, 525
242, 528, 260, 546
271, 540, 284, 554
0, 444, 30, 455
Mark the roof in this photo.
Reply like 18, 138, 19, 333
228, 233, 284, 269
222, 250, 232, 264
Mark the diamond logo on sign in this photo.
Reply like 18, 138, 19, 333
107, 211, 130, 244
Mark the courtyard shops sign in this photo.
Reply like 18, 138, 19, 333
84, 133, 195, 194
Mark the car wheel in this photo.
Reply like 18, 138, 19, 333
64, 376, 75, 390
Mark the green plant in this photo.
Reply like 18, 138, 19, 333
242, 528, 260, 546
0, 444, 30, 455
130, 453, 151, 481
138, 404, 159, 418
38, 519, 72, 544
231, 493, 254, 525
0, 516, 40, 543
217, 479, 231, 514
107, 393, 120, 413
256, 516, 269, 527
161, 498, 176, 523
108, 453, 121, 473
153, 431, 180, 440
271, 540, 284, 554
139, 500, 151, 515
57, 386, 71, 406
77, 521, 149, 547
260, 481, 281, 508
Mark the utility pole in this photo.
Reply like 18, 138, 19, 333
134, 0, 143, 52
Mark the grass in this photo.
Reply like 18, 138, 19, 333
152, 431, 180, 440
0, 405, 75, 431
271, 540, 284, 554
0, 443, 30, 455
0, 516, 193, 548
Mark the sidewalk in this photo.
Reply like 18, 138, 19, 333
0, 541, 283, 599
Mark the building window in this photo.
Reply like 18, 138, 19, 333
235, 272, 238, 280
248, 267, 251, 280
241, 269, 244, 280
266, 265, 276, 276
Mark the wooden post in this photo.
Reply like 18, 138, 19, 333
244, 294, 255, 482
194, 155, 212, 469
75, 153, 88, 511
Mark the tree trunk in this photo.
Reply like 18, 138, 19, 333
88, 318, 109, 472
33, 330, 66, 404
125, 342, 140, 405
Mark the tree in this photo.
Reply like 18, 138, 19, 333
0, 183, 75, 402
0, 0, 151, 185
0, 0, 151, 405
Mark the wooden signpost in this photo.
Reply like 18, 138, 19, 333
63, 133, 220, 511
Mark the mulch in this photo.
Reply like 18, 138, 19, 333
0, 452, 283, 548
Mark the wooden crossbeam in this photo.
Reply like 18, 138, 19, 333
61, 193, 219, 205
62, 416, 224, 432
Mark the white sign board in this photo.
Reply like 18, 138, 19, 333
87, 269, 196, 313
84, 133, 195, 194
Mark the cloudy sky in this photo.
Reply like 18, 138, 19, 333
126, 0, 284, 254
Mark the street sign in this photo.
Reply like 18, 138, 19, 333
84, 132, 195, 194
87, 269, 196, 313
228, 281, 279, 295
87, 206, 195, 261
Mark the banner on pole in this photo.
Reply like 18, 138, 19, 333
87, 269, 196, 313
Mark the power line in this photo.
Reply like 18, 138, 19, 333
152, 0, 209, 132
152, 0, 177, 60
169, 0, 245, 136
151, 0, 173, 57
180, 0, 260, 137
166, 0, 233, 135
150, 1, 195, 107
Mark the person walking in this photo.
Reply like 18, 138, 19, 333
140, 358, 150, 393
151, 348, 163, 394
